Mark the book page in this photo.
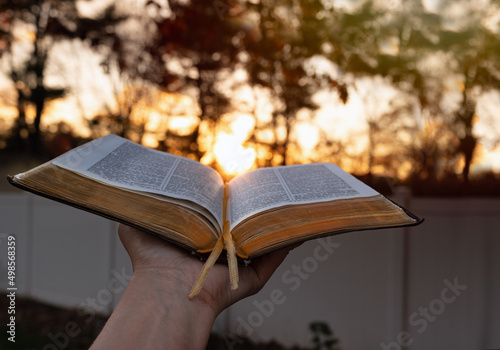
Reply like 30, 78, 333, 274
228, 163, 378, 229
52, 134, 224, 228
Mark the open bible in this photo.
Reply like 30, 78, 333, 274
7, 134, 422, 297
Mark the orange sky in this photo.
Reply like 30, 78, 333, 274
1, 0, 500, 177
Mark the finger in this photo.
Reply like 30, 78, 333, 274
118, 224, 136, 256
239, 243, 302, 295
252, 243, 301, 282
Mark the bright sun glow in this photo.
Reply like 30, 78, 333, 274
211, 113, 257, 177
213, 133, 256, 177
2, 1, 500, 177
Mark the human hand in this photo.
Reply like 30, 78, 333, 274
91, 225, 297, 349
118, 224, 296, 315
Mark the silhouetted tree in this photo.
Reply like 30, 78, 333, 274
153, 0, 244, 160
73, 3, 156, 142
74, 1, 244, 160
243, 0, 347, 165
326, 0, 500, 182
0, 0, 78, 153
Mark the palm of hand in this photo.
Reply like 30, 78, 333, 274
118, 224, 295, 315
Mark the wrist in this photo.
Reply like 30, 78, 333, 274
128, 269, 218, 347
132, 262, 232, 314
91, 267, 219, 350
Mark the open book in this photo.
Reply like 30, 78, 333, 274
7, 134, 422, 297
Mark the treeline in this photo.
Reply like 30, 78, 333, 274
1, 0, 499, 192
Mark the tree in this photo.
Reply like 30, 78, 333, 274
143, 0, 247, 160
0, 0, 78, 153
326, 0, 500, 182
73, 3, 159, 143
243, 0, 347, 166
79, 0, 246, 161
309, 321, 340, 350
354, 76, 416, 179
88, 0, 348, 168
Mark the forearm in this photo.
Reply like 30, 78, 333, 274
98, 224, 296, 349
90, 270, 217, 350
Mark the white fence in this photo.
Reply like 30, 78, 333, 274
1, 190, 499, 350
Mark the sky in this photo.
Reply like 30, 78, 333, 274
1, 0, 500, 177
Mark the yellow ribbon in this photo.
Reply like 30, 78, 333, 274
189, 184, 239, 299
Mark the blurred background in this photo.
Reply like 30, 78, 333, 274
0, 0, 499, 349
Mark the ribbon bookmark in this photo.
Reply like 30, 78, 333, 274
223, 218, 239, 290
189, 184, 239, 299
189, 235, 224, 299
